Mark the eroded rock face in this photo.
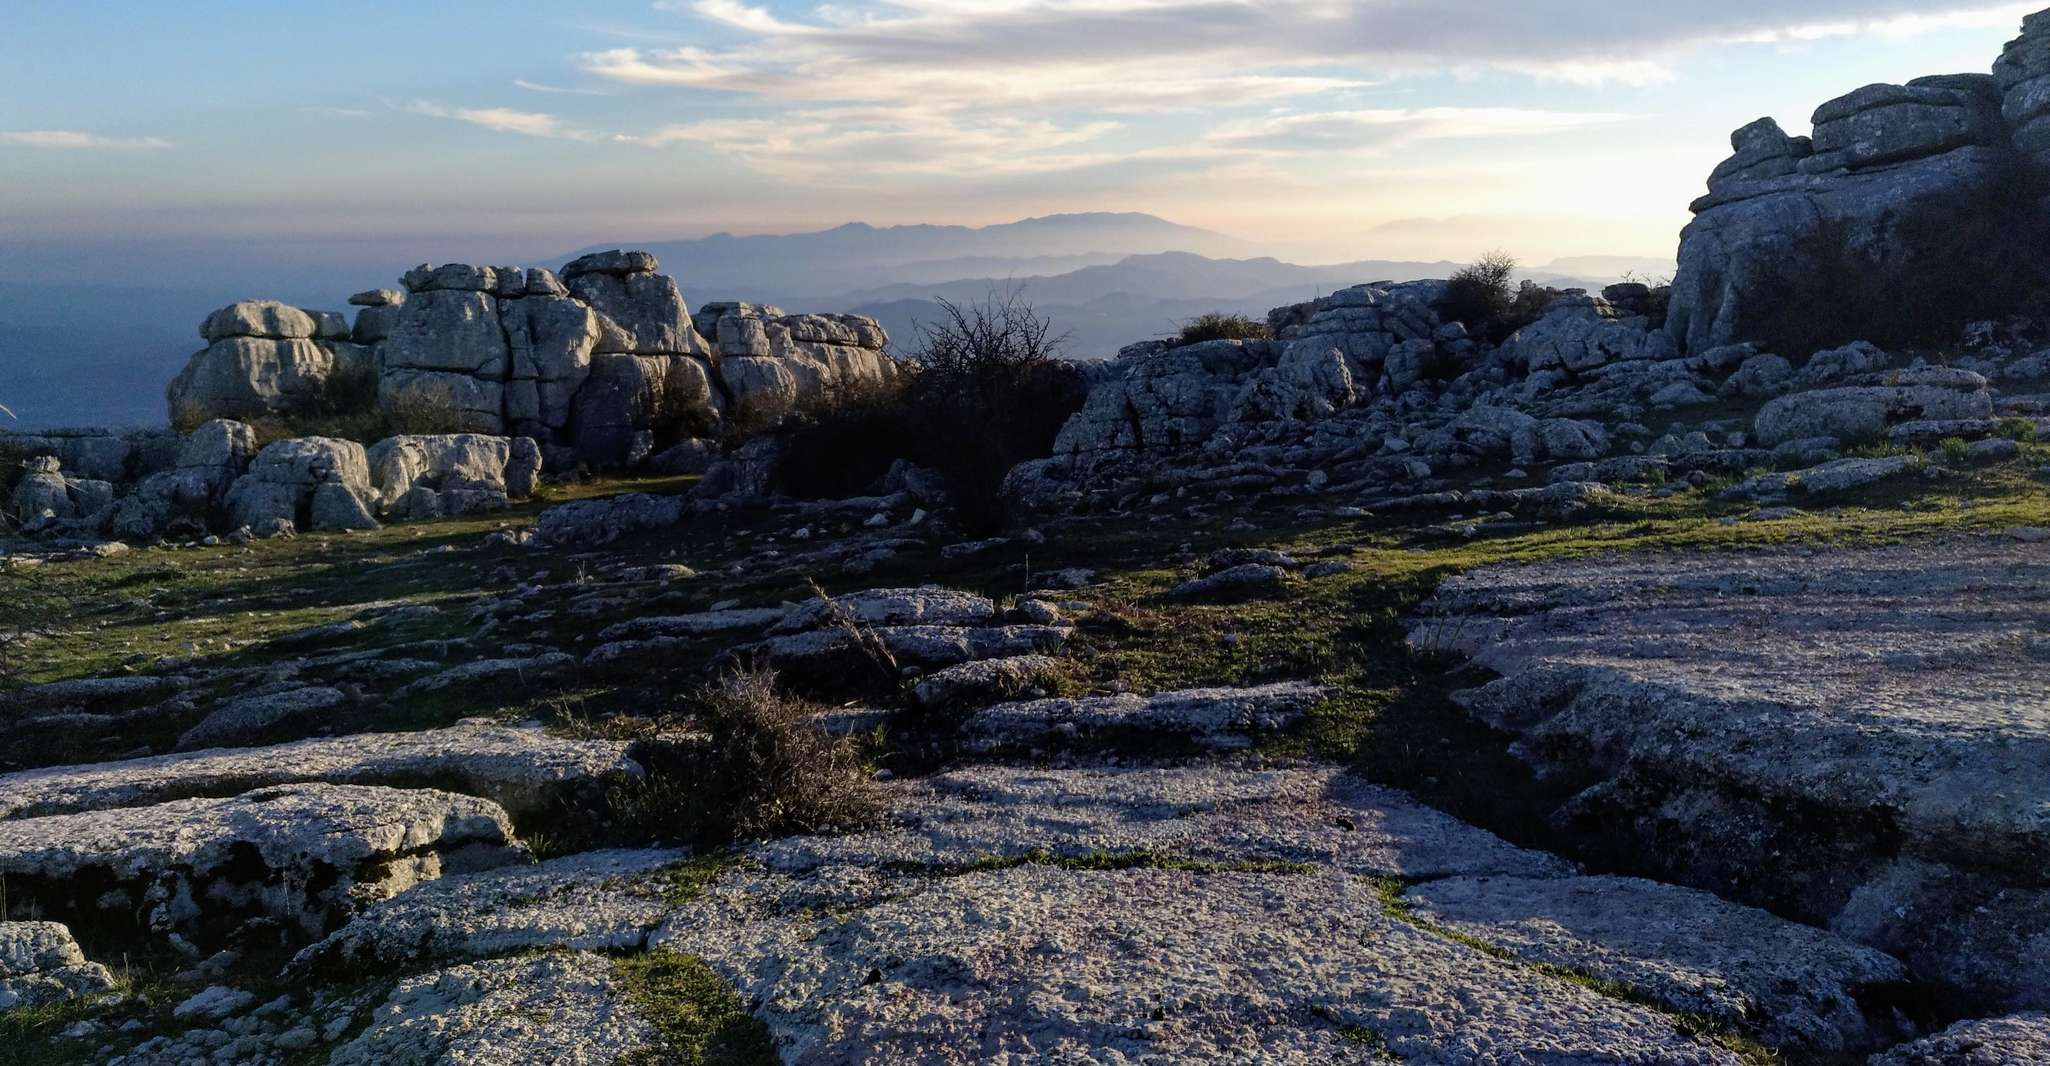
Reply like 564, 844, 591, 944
0, 783, 524, 942
366, 433, 542, 519
169, 300, 371, 422
222, 436, 377, 533
1668, 48, 2042, 357
1411, 535, 2050, 1010
169, 251, 892, 471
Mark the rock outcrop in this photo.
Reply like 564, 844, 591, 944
1668, 34, 2047, 357
166, 251, 893, 471
167, 300, 373, 422
1412, 536, 2050, 1011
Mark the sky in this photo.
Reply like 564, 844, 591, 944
0, 0, 2041, 280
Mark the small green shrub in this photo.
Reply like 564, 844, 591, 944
1938, 436, 1971, 463
1173, 312, 1270, 346
1997, 416, 2039, 442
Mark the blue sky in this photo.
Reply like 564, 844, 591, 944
0, 1, 2038, 274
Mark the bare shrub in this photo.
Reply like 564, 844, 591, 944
774, 289, 1089, 531
1442, 250, 1518, 334
612, 668, 882, 845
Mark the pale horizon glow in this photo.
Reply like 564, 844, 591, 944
0, 1, 2036, 278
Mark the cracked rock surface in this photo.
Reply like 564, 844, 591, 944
1413, 535, 2050, 1010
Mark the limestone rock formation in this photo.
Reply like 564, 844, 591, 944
1412, 536, 2050, 1010
366, 433, 542, 519
165, 251, 892, 472
222, 436, 377, 533
168, 299, 372, 422
1668, 41, 2045, 357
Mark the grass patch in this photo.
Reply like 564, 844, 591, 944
650, 851, 743, 908
613, 949, 778, 1066
1367, 878, 1783, 1064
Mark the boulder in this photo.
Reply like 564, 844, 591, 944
565, 263, 709, 358
0, 720, 632, 821
0, 921, 116, 1011
1504, 296, 1671, 374
223, 436, 375, 532
366, 434, 542, 518
1754, 368, 1992, 445
167, 335, 372, 422
200, 299, 318, 342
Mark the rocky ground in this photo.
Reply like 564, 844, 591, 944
3, 421, 2049, 1065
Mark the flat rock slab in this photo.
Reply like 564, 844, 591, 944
329, 951, 656, 1065
1413, 535, 2050, 1010
961, 681, 1324, 751
0, 721, 633, 821
746, 624, 1073, 671
658, 866, 1749, 1064
1406, 874, 1911, 1054
1869, 1012, 2050, 1065
292, 848, 682, 975
755, 762, 1570, 882
0, 783, 522, 938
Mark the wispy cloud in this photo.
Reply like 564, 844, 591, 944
400, 100, 596, 140
512, 78, 615, 97
0, 130, 171, 150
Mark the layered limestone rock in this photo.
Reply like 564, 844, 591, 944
168, 251, 892, 471
365, 433, 542, 519
222, 436, 378, 533
0, 783, 524, 942
0, 721, 632, 822
1053, 281, 1470, 468
1668, 44, 2040, 357
1410, 535, 2050, 1011
167, 300, 372, 422
696, 302, 896, 419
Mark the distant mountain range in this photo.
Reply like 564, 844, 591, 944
564, 212, 1261, 302
1, 212, 1672, 430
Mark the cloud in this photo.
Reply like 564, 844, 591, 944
576, 0, 2023, 182
401, 100, 595, 140
1203, 107, 1638, 155
590, 0, 2031, 96
0, 130, 171, 150
512, 78, 615, 97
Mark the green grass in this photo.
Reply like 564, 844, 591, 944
613, 949, 778, 1066
1367, 878, 1786, 1064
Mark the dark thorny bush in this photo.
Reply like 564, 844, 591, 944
774, 289, 1089, 531
1442, 250, 1518, 336
1173, 312, 1271, 346
612, 668, 882, 844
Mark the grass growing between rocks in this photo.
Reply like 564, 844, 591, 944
613, 949, 778, 1066
1366, 877, 1790, 1065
